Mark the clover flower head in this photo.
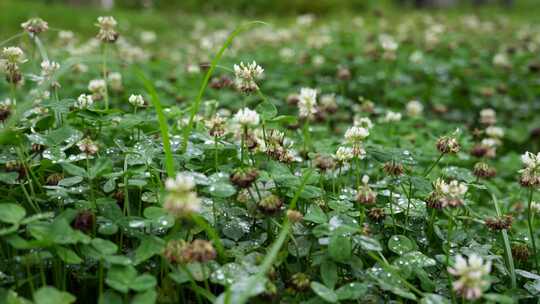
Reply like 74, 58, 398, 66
344, 126, 369, 143
384, 111, 402, 122
406, 100, 423, 117
164, 173, 200, 218
128, 94, 145, 107
354, 117, 374, 130
96, 16, 119, 43
233, 107, 260, 127
233, 61, 264, 92
448, 254, 491, 300
76, 94, 93, 109
298, 87, 318, 118
21, 17, 49, 35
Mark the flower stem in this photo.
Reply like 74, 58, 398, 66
424, 152, 444, 177
527, 188, 539, 271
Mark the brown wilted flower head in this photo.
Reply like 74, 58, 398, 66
484, 215, 512, 231
511, 243, 529, 262
437, 136, 460, 154
368, 207, 386, 222
46, 173, 64, 186
313, 154, 335, 172
286, 93, 300, 106
290, 273, 311, 291
21, 18, 49, 35
31, 143, 45, 153
5, 160, 26, 180
113, 190, 125, 205
230, 167, 258, 188
71, 210, 95, 233
0, 104, 11, 123
383, 161, 404, 176
77, 138, 99, 155
163, 240, 187, 264
258, 194, 283, 214
209, 75, 233, 90
359, 97, 375, 114
286, 210, 303, 223
163, 239, 216, 264
356, 175, 377, 205
184, 239, 217, 263
473, 162, 496, 179
337, 66, 351, 81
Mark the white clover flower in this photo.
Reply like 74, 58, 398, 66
485, 126, 504, 139
344, 126, 369, 143
384, 111, 402, 122
531, 202, 540, 213
521, 152, 540, 169
2, 47, 26, 65
88, 79, 107, 95
409, 50, 424, 64
58, 31, 75, 44
233, 107, 260, 127
21, 18, 48, 34
297, 14, 315, 26
354, 117, 374, 129
140, 31, 157, 44
379, 34, 398, 52
40, 60, 60, 77
164, 173, 201, 218
481, 138, 499, 148
107, 72, 123, 91
165, 174, 196, 193
335, 146, 354, 163
233, 61, 264, 92
446, 180, 468, 198
128, 94, 145, 107
493, 53, 510, 68
406, 100, 423, 117
448, 254, 492, 300
76, 94, 93, 109
298, 87, 318, 119
96, 16, 119, 43
480, 108, 496, 125
312, 55, 325, 66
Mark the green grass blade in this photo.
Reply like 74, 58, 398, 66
492, 194, 517, 289
137, 69, 176, 178
180, 21, 266, 154
235, 169, 312, 304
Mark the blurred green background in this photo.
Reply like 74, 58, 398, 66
1, 0, 539, 38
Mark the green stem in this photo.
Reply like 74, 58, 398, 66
424, 153, 444, 177
527, 188, 539, 271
